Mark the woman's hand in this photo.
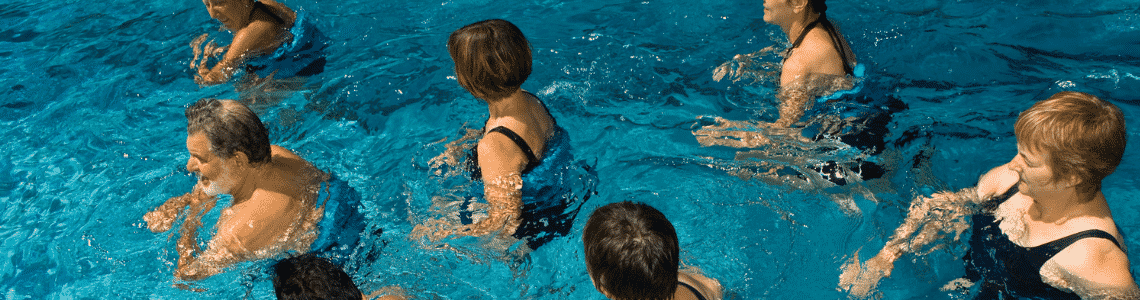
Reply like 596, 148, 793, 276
191, 35, 231, 85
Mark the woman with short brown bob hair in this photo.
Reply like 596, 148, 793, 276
448, 19, 532, 101
416, 19, 576, 250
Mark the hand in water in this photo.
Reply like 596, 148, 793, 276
838, 248, 897, 299
712, 46, 779, 83
189, 33, 209, 69
190, 34, 227, 85
144, 193, 194, 233
144, 199, 183, 233
410, 218, 455, 242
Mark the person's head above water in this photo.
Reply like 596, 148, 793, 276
202, 0, 257, 31
447, 19, 532, 102
583, 201, 680, 300
185, 98, 272, 166
763, 0, 827, 27
272, 254, 364, 300
1013, 91, 1126, 202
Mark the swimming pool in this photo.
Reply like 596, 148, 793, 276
2, 0, 1139, 298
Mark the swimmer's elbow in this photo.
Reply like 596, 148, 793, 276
975, 164, 1017, 201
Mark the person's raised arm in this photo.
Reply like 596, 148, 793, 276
975, 162, 1019, 202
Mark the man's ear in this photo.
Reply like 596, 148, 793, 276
232, 151, 250, 167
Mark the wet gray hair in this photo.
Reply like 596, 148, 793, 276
185, 99, 271, 165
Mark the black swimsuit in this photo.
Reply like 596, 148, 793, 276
468, 92, 555, 179
784, 13, 855, 76
964, 187, 1125, 299
463, 94, 575, 250
678, 281, 710, 300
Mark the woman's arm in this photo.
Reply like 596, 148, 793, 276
195, 17, 286, 85
455, 135, 526, 237
838, 165, 1015, 298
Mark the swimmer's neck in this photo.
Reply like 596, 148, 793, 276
228, 165, 265, 205
780, 12, 822, 44
1027, 188, 1091, 224
486, 90, 529, 119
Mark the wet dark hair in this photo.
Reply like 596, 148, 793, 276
185, 99, 271, 165
809, 0, 827, 14
272, 254, 363, 300
447, 19, 532, 102
583, 201, 679, 300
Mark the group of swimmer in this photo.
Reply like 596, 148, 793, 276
142, 0, 1139, 299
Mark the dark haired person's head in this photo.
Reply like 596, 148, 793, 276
272, 254, 363, 300
447, 19, 532, 102
808, 0, 827, 14
583, 201, 680, 300
185, 98, 271, 165
1013, 91, 1127, 202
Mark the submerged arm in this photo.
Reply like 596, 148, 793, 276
456, 135, 525, 238
839, 164, 1018, 298
173, 192, 236, 281
195, 19, 285, 85
145, 189, 198, 233
195, 38, 240, 85
774, 83, 812, 128
838, 188, 978, 295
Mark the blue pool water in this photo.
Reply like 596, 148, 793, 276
3, 0, 1140, 299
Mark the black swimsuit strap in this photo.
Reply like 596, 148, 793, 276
788, 17, 824, 52
677, 281, 709, 300
817, 15, 854, 75
486, 126, 540, 172
784, 14, 855, 76
1030, 229, 1124, 257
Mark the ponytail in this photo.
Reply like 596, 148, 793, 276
810, 0, 827, 14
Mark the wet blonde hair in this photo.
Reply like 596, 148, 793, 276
1014, 91, 1126, 201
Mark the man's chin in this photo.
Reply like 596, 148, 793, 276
201, 181, 228, 196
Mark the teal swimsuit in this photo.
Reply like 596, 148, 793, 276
243, 2, 329, 78
310, 174, 365, 257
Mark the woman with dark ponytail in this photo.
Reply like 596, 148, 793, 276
701, 0, 904, 187
761, 0, 858, 126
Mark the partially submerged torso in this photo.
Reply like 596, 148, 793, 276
968, 180, 1126, 298
217, 145, 327, 259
